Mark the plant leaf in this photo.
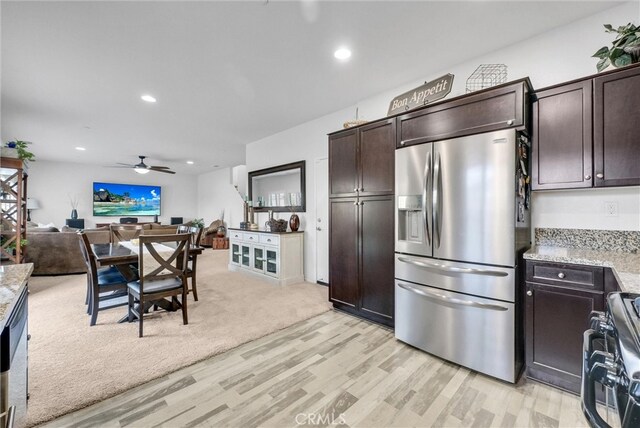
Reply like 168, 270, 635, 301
604, 24, 613, 31
593, 46, 609, 58
614, 54, 632, 67
610, 47, 624, 59
597, 57, 611, 72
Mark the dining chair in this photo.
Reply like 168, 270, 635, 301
78, 232, 129, 326
127, 233, 191, 338
177, 225, 203, 301
110, 224, 144, 243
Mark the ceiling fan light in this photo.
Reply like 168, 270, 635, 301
134, 167, 150, 174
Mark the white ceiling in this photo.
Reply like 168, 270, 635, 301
1, 1, 623, 175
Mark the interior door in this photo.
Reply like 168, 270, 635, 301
433, 129, 515, 267
315, 158, 329, 284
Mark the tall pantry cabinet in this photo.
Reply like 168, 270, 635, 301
328, 118, 396, 327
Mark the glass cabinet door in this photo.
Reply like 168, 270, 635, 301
265, 247, 279, 278
231, 242, 241, 265
253, 245, 265, 272
241, 244, 251, 268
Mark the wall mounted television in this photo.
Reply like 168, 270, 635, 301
93, 182, 161, 216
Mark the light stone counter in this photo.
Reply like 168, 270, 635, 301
524, 246, 640, 294
0, 263, 33, 330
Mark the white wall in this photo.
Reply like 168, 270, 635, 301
28, 160, 198, 228
244, 2, 640, 282
197, 167, 244, 228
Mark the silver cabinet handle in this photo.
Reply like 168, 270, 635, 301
316, 227, 322, 231
360, 188, 364, 192
585, 175, 591, 180
353, 201, 358, 205
527, 290, 533, 296
397, 256, 509, 277
558, 272, 566, 279
360, 201, 364, 206
423, 150, 432, 246
507, 119, 514, 126
354, 188, 359, 192
596, 173, 604, 179
400, 141, 406, 146
397, 282, 508, 311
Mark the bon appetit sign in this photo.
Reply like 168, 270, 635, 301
387, 74, 454, 116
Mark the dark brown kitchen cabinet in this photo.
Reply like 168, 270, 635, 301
525, 260, 605, 394
532, 81, 593, 190
594, 65, 640, 187
329, 196, 395, 327
397, 79, 530, 148
532, 63, 640, 191
329, 118, 395, 198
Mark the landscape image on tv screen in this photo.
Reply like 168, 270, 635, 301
93, 182, 161, 216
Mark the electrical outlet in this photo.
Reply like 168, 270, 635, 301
604, 201, 619, 217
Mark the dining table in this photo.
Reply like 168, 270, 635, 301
91, 241, 204, 322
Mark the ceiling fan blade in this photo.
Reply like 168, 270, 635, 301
115, 163, 136, 167
149, 165, 170, 169
150, 168, 176, 174
105, 165, 135, 168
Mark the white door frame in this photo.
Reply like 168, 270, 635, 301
314, 157, 329, 284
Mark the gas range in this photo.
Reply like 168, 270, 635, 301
582, 292, 640, 428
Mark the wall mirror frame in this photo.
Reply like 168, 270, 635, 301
248, 160, 306, 213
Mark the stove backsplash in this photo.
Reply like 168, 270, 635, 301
535, 228, 640, 253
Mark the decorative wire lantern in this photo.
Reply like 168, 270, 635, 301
465, 64, 508, 93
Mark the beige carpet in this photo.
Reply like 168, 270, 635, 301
26, 250, 331, 426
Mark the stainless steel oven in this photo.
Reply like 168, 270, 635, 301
582, 292, 640, 428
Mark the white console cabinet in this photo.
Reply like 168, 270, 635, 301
228, 229, 304, 285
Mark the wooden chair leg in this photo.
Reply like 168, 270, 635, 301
85, 274, 90, 305
182, 289, 188, 325
90, 284, 99, 326
138, 300, 144, 338
191, 275, 198, 301
128, 291, 134, 323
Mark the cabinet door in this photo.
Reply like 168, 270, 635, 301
265, 246, 279, 278
329, 129, 358, 197
359, 119, 395, 196
532, 81, 593, 190
525, 281, 604, 394
329, 198, 359, 307
360, 196, 395, 324
240, 243, 251, 268
252, 245, 265, 273
230, 241, 241, 266
594, 66, 640, 187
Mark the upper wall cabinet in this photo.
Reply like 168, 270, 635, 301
396, 79, 530, 148
329, 118, 395, 198
594, 65, 640, 187
532, 64, 640, 191
531, 81, 593, 190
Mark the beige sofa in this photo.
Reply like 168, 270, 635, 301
25, 224, 179, 276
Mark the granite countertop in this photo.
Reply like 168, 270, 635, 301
524, 246, 640, 294
228, 228, 303, 234
0, 263, 34, 330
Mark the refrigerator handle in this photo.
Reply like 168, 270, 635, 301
397, 282, 509, 312
433, 153, 442, 249
423, 150, 432, 246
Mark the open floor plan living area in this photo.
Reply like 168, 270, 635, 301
1, 1, 639, 427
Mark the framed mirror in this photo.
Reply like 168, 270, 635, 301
248, 161, 305, 212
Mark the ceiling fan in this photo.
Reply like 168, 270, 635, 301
112, 155, 176, 175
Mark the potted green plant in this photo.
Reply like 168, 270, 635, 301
593, 23, 640, 72
2, 140, 36, 165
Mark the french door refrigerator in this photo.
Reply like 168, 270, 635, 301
394, 128, 530, 383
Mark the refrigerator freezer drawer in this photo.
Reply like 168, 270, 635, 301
395, 254, 515, 302
395, 280, 517, 383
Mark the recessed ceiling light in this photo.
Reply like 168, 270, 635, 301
186, 161, 194, 165
75, 147, 86, 151
141, 94, 157, 103
213, 165, 219, 168
334, 47, 352, 61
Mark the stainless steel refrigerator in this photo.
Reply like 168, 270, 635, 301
394, 128, 530, 383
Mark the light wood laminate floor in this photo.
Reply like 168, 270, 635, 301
43, 310, 610, 428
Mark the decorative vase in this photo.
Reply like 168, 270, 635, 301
289, 214, 300, 232
216, 225, 226, 237
71, 209, 78, 220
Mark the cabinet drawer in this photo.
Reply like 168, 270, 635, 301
259, 234, 280, 246
229, 231, 243, 240
243, 233, 259, 243
526, 261, 604, 291
397, 80, 528, 147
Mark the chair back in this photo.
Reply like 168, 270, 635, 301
110, 224, 144, 243
119, 217, 138, 224
177, 225, 203, 247
138, 233, 191, 292
78, 232, 98, 282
